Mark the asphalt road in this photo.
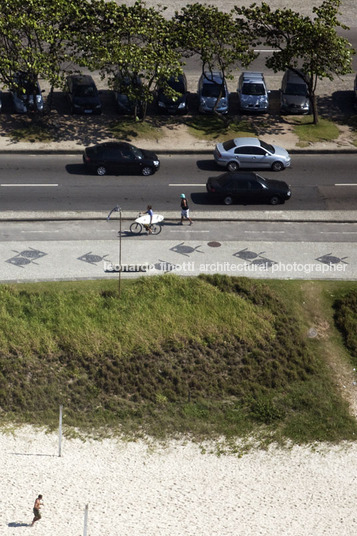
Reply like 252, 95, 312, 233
0, 154, 356, 212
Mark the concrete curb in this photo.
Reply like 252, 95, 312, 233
1, 210, 356, 223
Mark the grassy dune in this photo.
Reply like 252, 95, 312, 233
0, 275, 356, 446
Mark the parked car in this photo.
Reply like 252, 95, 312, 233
280, 69, 311, 114
114, 73, 143, 115
237, 72, 269, 113
10, 72, 44, 113
83, 142, 160, 176
206, 171, 291, 205
157, 73, 188, 114
198, 71, 229, 114
66, 74, 102, 114
214, 137, 291, 172
354, 74, 357, 111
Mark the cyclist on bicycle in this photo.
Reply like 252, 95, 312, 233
142, 205, 153, 234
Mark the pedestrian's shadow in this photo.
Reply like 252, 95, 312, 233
8, 521, 31, 527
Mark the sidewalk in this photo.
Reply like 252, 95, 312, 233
1, 236, 355, 283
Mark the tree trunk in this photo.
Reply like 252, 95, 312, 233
311, 93, 319, 125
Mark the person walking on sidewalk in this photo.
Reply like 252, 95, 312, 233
180, 194, 193, 225
31, 494, 44, 526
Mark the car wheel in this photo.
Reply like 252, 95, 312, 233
269, 195, 281, 205
271, 161, 285, 172
224, 196, 233, 205
141, 166, 153, 176
96, 166, 107, 176
227, 161, 239, 172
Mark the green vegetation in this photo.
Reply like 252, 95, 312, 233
293, 117, 341, 146
0, 276, 356, 448
334, 289, 357, 363
236, 0, 354, 124
186, 116, 256, 141
109, 118, 164, 142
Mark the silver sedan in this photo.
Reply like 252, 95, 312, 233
214, 137, 291, 172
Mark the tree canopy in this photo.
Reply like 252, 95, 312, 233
235, 0, 355, 123
0, 0, 354, 120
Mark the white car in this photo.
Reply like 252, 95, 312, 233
237, 72, 269, 113
214, 137, 291, 172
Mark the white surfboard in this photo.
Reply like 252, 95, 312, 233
135, 214, 164, 224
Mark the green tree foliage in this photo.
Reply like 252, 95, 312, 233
173, 3, 256, 116
0, 0, 354, 121
235, 0, 355, 124
173, 3, 257, 72
83, 0, 183, 119
0, 0, 89, 111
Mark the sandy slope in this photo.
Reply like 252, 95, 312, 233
2, 427, 357, 535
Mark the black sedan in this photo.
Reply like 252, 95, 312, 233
83, 142, 160, 176
206, 171, 291, 205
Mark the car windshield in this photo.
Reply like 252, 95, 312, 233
202, 83, 225, 98
242, 83, 265, 96
222, 139, 236, 151
129, 145, 143, 159
169, 80, 185, 93
74, 85, 96, 97
16, 78, 38, 95
259, 140, 275, 154
285, 82, 308, 96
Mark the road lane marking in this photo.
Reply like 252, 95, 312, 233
1, 183, 58, 187
169, 183, 206, 187
21, 230, 59, 233
169, 230, 209, 233
244, 230, 285, 234
335, 183, 357, 186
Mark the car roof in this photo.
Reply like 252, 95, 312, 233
68, 74, 95, 86
241, 72, 264, 81
97, 142, 132, 149
201, 71, 224, 84
232, 137, 260, 147
284, 69, 308, 85
219, 171, 258, 180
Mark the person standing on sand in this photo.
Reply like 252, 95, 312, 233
180, 194, 193, 225
31, 494, 43, 526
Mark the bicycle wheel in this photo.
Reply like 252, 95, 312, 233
130, 222, 142, 234
150, 223, 162, 235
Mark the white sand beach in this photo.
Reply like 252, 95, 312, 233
1, 427, 357, 535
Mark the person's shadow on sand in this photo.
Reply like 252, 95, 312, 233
8, 522, 31, 527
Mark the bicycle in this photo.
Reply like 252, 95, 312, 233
129, 213, 164, 235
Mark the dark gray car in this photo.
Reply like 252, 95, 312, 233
206, 171, 291, 205
66, 74, 102, 115
280, 69, 310, 115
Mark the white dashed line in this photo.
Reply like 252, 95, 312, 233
1, 184, 58, 187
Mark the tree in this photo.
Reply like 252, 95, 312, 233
173, 3, 257, 117
235, 0, 355, 124
83, 0, 184, 120
0, 0, 87, 113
